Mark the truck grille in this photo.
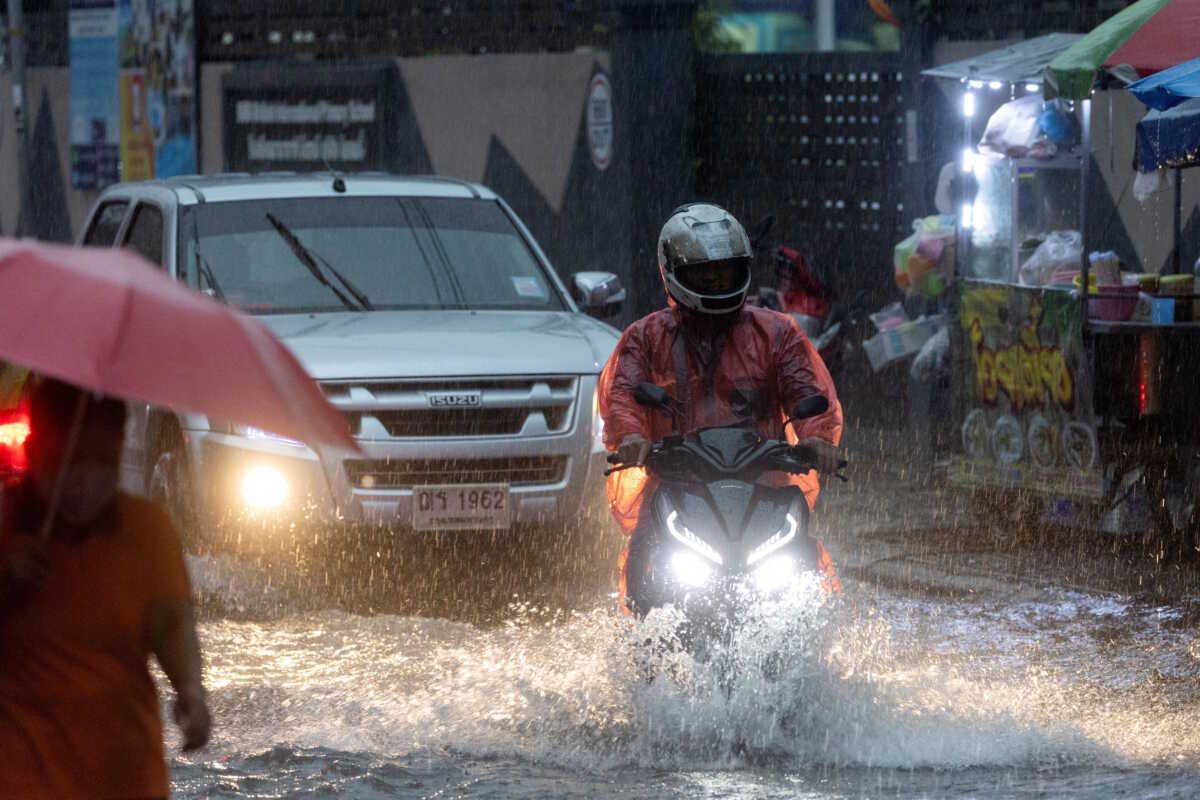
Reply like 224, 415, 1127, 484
345, 456, 568, 489
322, 377, 577, 439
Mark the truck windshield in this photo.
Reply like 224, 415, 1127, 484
178, 196, 564, 314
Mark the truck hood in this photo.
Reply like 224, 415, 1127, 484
259, 310, 619, 380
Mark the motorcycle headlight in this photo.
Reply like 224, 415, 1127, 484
666, 510, 723, 565
752, 555, 798, 594
670, 550, 713, 588
746, 512, 798, 566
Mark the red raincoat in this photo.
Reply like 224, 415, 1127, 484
598, 304, 843, 606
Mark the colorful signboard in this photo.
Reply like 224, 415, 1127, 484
948, 280, 1103, 498
117, 0, 196, 181
71, 0, 195, 187
69, 0, 120, 189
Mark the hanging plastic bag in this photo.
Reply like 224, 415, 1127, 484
893, 230, 920, 289
979, 95, 1052, 159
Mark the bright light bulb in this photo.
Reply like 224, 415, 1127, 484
753, 555, 797, 594
670, 551, 713, 589
242, 465, 289, 510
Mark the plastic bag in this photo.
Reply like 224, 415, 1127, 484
909, 326, 949, 383
1019, 230, 1082, 287
893, 230, 919, 289
895, 215, 956, 295
869, 301, 908, 333
979, 95, 1053, 159
1134, 168, 1173, 203
1037, 99, 1077, 147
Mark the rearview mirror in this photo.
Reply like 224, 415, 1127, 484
634, 382, 671, 410
790, 395, 829, 421
572, 271, 626, 320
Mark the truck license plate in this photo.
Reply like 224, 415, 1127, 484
412, 483, 510, 531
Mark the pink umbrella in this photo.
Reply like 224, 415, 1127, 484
0, 239, 356, 452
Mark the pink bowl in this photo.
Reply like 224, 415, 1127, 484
1088, 283, 1138, 321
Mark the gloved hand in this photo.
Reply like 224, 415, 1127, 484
799, 437, 842, 474
617, 434, 651, 466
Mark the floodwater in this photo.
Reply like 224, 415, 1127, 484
166, 447, 1200, 799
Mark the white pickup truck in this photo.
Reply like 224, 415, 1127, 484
78, 173, 623, 550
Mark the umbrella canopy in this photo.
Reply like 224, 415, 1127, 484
0, 239, 356, 451
922, 33, 1082, 87
1129, 55, 1200, 110
1136, 95, 1200, 171
1048, 0, 1200, 100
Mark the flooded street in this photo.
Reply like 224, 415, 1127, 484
164, 435, 1200, 799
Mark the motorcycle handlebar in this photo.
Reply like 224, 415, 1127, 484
604, 441, 848, 481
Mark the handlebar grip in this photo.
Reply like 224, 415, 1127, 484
607, 452, 621, 464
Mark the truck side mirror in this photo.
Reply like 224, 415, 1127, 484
572, 271, 626, 320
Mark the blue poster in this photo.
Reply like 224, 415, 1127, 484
69, 0, 120, 189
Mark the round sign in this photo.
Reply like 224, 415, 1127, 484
587, 73, 613, 171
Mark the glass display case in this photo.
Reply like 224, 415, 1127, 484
961, 151, 1084, 283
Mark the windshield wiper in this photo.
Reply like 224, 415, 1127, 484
196, 254, 226, 301
189, 217, 226, 301
265, 212, 372, 312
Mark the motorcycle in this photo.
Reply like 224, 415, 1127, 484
606, 384, 846, 675
756, 247, 870, 382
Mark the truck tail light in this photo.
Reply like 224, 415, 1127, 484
0, 408, 31, 476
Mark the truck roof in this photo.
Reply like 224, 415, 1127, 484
101, 173, 496, 205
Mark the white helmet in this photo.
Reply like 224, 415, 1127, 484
658, 203, 753, 315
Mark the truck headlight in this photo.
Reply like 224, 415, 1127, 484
670, 550, 713, 588
237, 425, 306, 448
752, 555, 798, 594
242, 465, 289, 510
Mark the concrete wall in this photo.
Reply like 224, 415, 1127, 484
0, 68, 103, 240
2, 51, 635, 305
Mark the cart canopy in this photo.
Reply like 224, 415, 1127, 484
922, 33, 1081, 86
1130, 55, 1200, 110
1048, 0, 1200, 100
1136, 96, 1200, 171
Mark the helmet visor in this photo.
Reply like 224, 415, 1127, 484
675, 258, 751, 297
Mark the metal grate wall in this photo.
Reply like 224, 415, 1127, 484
691, 53, 909, 303
196, 0, 606, 62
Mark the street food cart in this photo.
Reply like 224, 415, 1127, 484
923, 30, 1200, 546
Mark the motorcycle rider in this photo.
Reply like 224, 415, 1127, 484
598, 203, 843, 614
